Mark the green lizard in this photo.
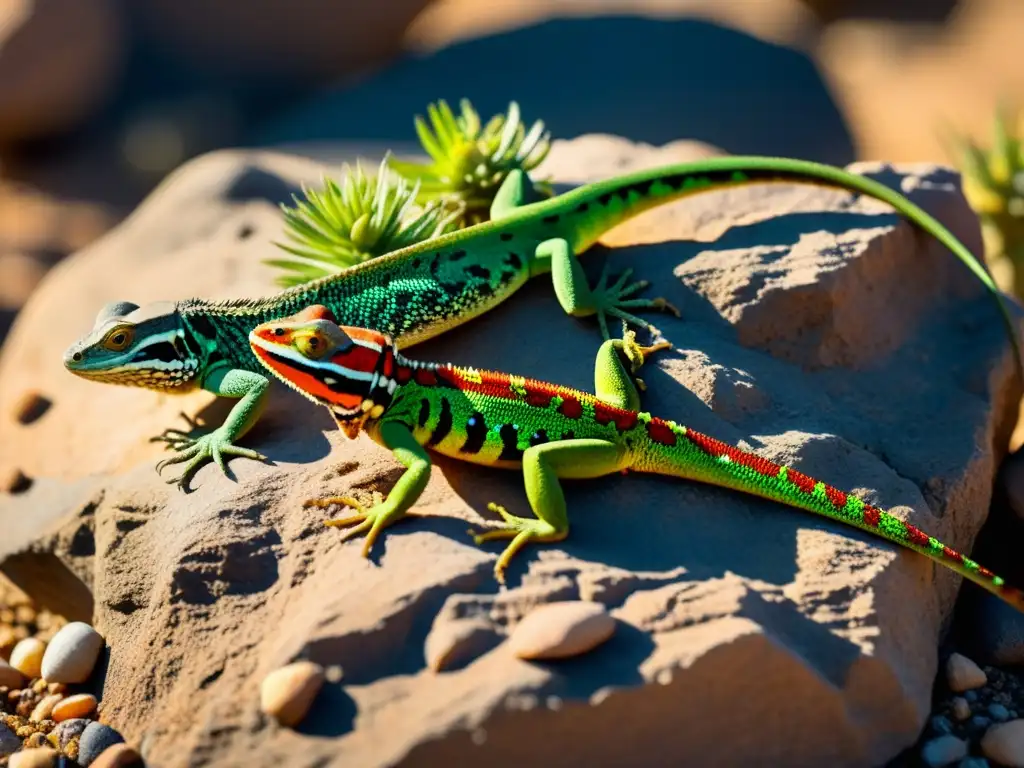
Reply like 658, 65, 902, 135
63, 158, 1022, 489
246, 305, 1024, 612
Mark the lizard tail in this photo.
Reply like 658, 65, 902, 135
552, 155, 1022, 376
637, 416, 1024, 612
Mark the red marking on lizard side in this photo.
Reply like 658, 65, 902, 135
684, 429, 783, 477
942, 546, 964, 564
863, 506, 882, 527
594, 402, 638, 432
647, 418, 677, 446
786, 469, 817, 495
824, 485, 848, 509
904, 524, 930, 548
526, 391, 553, 408
979, 566, 996, 579
558, 395, 584, 419
414, 368, 439, 387
394, 364, 413, 384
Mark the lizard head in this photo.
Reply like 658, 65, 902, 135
248, 305, 397, 439
63, 300, 200, 391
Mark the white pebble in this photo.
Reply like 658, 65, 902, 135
508, 601, 616, 660
921, 734, 968, 767
946, 653, 987, 692
982, 719, 1024, 767
40, 622, 104, 684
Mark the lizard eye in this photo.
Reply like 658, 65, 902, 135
102, 327, 134, 351
273, 327, 286, 336
297, 332, 328, 359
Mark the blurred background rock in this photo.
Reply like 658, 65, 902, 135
1, 0, 1022, 343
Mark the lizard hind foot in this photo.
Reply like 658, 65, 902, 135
615, 328, 672, 391
468, 502, 567, 584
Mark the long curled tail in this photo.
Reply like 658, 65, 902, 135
640, 416, 1024, 612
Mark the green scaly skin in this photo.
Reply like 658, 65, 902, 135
64, 158, 1022, 489
247, 307, 1024, 611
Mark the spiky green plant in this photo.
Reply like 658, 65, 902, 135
388, 99, 554, 226
946, 106, 1024, 298
266, 155, 461, 288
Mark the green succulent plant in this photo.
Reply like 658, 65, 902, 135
946, 106, 1024, 298
266, 155, 461, 288
388, 98, 554, 226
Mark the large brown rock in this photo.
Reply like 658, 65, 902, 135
0, 136, 1020, 767
0, 0, 122, 144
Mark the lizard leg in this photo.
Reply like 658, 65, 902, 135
153, 367, 269, 490
536, 237, 680, 340
469, 438, 623, 583
594, 329, 672, 410
304, 421, 431, 557
489, 169, 545, 220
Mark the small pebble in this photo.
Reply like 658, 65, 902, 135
78, 723, 125, 767
9, 637, 46, 679
947, 653, 988, 692
260, 661, 324, 728
25, 734, 49, 749
0, 659, 24, 689
90, 743, 144, 768
9, 747, 59, 768
952, 697, 972, 721
982, 719, 1024, 767
921, 734, 968, 767
40, 622, 104, 684
53, 693, 98, 721
958, 758, 990, 768
507, 601, 616, 660
990, 703, 1012, 722
29, 692, 62, 722
424, 619, 498, 672
12, 391, 51, 425
970, 716, 993, 733
0, 722, 21, 756
967, 691, 979, 702
932, 715, 954, 735
1, 467, 32, 494
52, 718, 90, 749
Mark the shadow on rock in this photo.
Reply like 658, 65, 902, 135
253, 16, 855, 166
295, 679, 358, 738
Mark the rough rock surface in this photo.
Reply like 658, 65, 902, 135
0, 136, 1021, 767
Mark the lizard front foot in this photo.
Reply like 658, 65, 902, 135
305, 491, 400, 557
153, 424, 266, 490
468, 503, 567, 584
590, 263, 680, 341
